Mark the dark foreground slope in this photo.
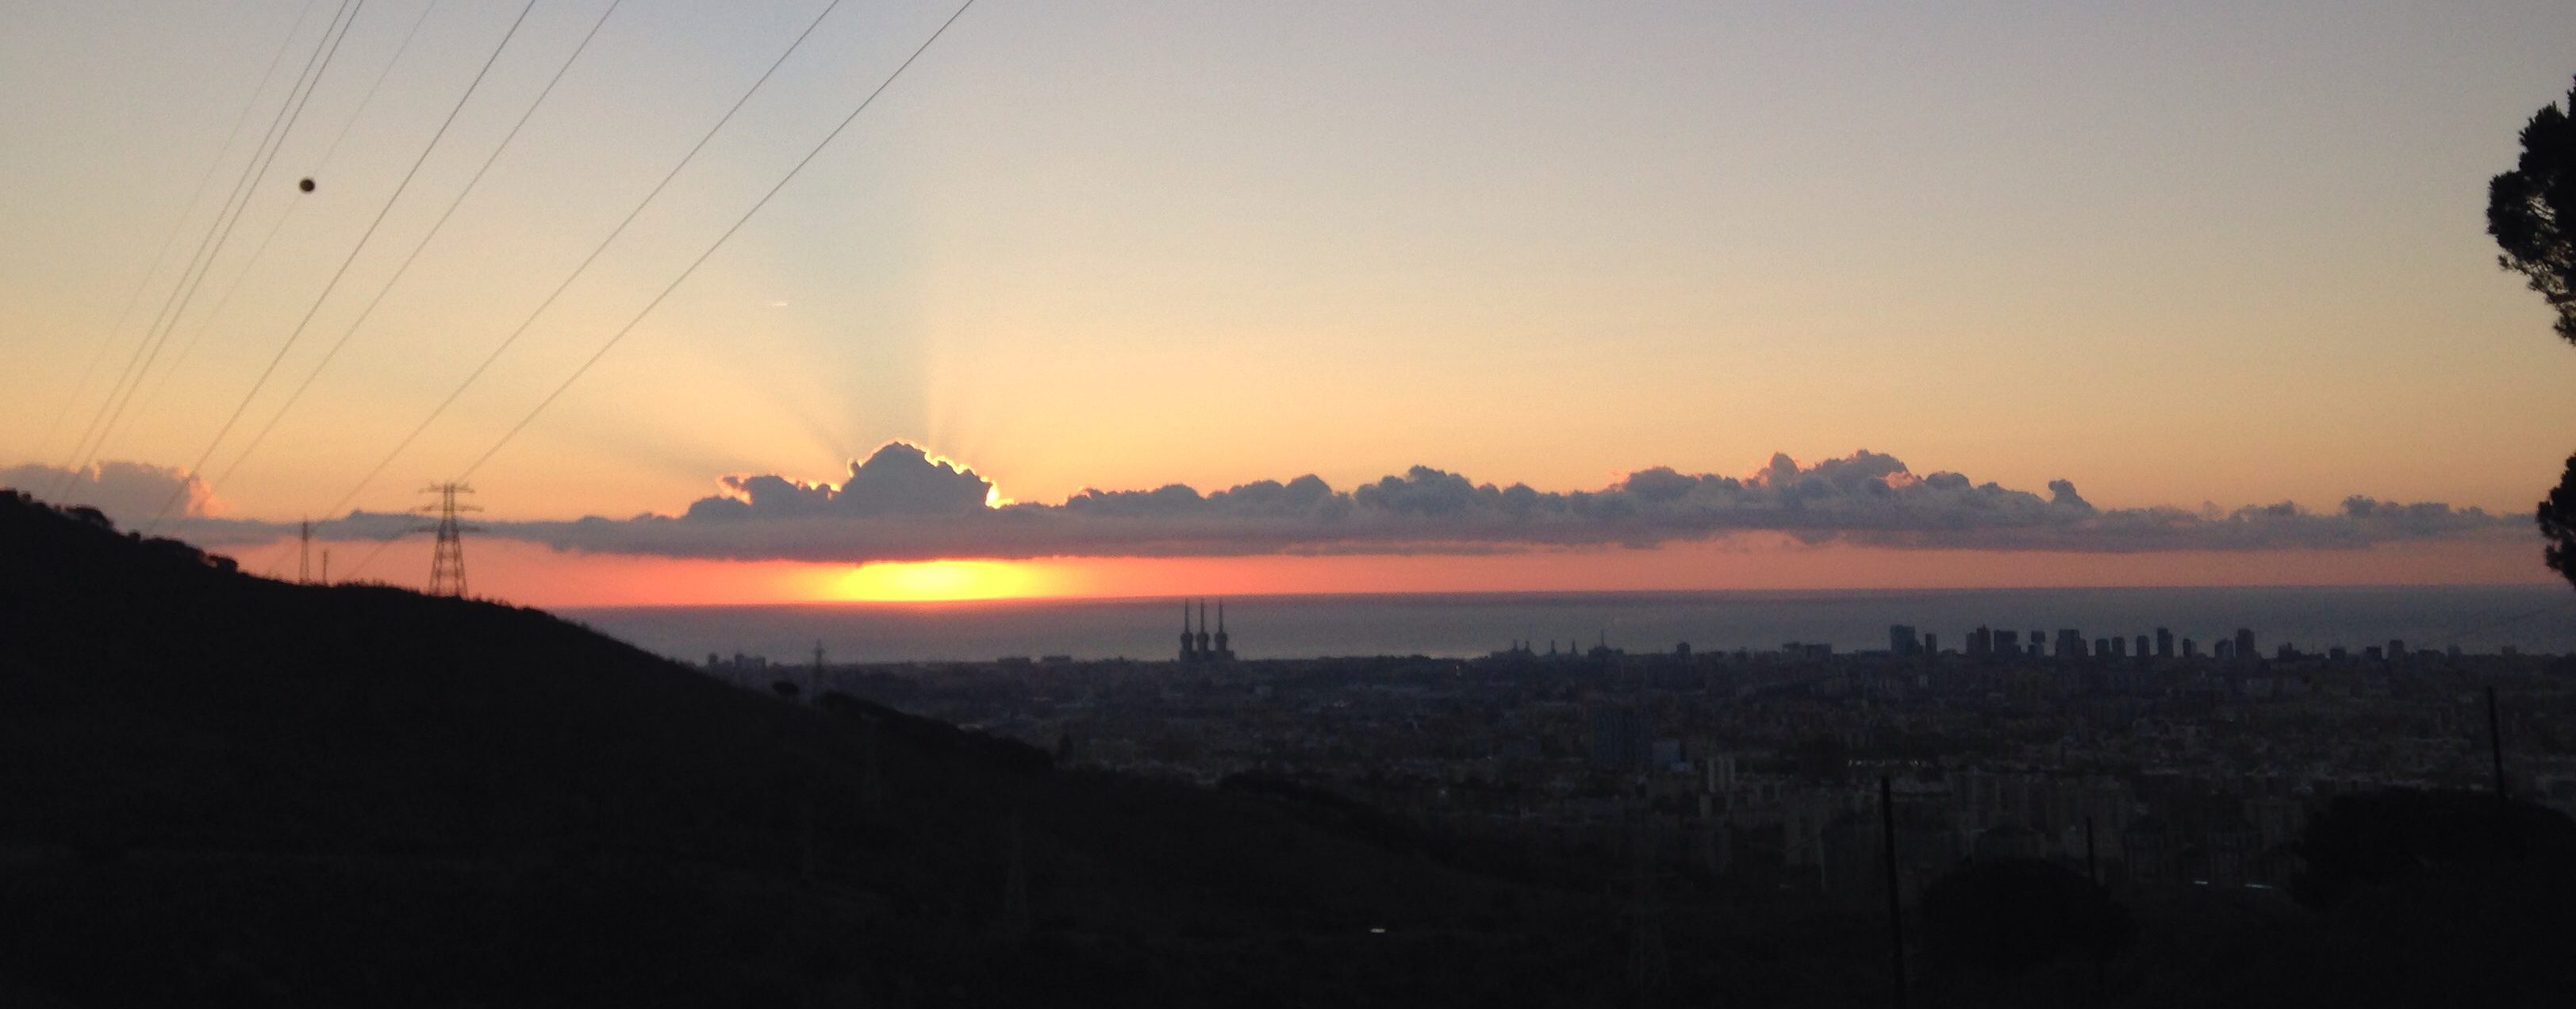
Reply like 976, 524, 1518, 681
0, 493, 1649, 1008
13, 493, 2572, 1009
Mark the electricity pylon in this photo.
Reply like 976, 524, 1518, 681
417, 483, 481, 597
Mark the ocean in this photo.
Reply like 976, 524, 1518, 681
562, 585, 2576, 666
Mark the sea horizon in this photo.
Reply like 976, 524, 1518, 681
565, 583, 2576, 666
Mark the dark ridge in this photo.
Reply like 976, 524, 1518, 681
0, 489, 1626, 1007
11, 487, 2576, 1008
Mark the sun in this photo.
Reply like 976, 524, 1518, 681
827, 560, 1046, 602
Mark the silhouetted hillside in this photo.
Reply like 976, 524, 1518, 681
12, 489, 2572, 1008
0, 491, 1641, 1007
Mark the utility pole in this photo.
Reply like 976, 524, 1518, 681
417, 483, 481, 597
2085, 815, 2099, 886
2086, 814, 2106, 993
319, 548, 328, 586
1622, 801, 1668, 996
2489, 685, 2520, 858
298, 519, 313, 584
2488, 685, 2509, 802
999, 811, 1031, 940
1880, 776, 1908, 1009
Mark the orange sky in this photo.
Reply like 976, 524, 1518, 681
256, 530, 2550, 608
8, 5, 2576, 607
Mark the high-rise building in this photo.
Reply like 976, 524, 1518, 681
1889, 624, 1919, 656
1967, 625, 1993, 659
2056, 629, 2087, 659
1996, 629, 2021, 655
1590, 703, 1653, 770
1923, 633, 1940, 655
2233, 627, 2257, 662
2134, 635, 2149, 659
2155, 627, 2174, 658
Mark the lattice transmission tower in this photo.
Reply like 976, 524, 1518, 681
417, 482, 481, 597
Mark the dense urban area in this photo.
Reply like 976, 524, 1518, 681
709, 620, 2576, 904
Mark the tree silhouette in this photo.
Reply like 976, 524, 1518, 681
2490, 76, 2576, 589
2543, 455, 2576, 589
2290, 789, 2576, 910
2490, 76, 2576, 343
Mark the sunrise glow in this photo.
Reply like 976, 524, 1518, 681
6, 4, 2570, 607
827, 559, 1052, 602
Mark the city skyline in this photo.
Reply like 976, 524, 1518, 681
12, 6, 2576, 1004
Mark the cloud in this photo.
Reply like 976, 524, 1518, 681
0, 461, 221, 526
683, 443, 994, 520
106, 443, 2519, 562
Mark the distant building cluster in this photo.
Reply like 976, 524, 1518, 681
705, 651, 774, 675
1915, 622, 2447, 666
791, 613, 2574, 913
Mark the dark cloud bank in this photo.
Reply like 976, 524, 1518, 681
137, 442, 2519, 563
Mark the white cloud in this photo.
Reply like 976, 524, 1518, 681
0, 461, 221, 527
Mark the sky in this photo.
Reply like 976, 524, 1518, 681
3, 0, 2574, 604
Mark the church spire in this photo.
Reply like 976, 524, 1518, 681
1195, 598, 1213, 658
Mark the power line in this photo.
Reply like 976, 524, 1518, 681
123, 182, 316, 424
318, 0, 847, 519
335, 0, 975, 589
2432, 596, 2576, 649
53, 0, 363, 501
145, 0, 547, 531
206, 0, 630, 507
317, 0, 451, 168
32, 0, 329, 462
301, 513, 417, 585
124, 0, 457, 424
57, 0, 363, 476
459, 0, 981, 481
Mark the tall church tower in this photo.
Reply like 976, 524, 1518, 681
1195, 599, 1213, 658
1179, 600, 1197, 663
